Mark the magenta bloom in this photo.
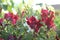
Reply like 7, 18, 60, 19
11, 14, 19, 25
4, 12, 13, 21
26, 16, 43, 32
41, 9, 49, 23
4, 12, 19, 25
45, 17, 55, 29
41, 9, 56, 30
41, 9, 48, 16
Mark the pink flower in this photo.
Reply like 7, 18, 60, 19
4, 12, 13, 20
49, 11, 55, 20
4, 12, 19, 25
41, 9, 48, 16
41, 9, 49, 23
41, 9, 56, 30
26, 16, 43, 32
11, 14, 19, 25
12, 19, 16, 25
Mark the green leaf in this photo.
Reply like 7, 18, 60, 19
23, 32, 33, 40
10, 0, 14, 8
1, 0, 4, 3
56, 30, 60, 38
36, 3, 43, 7
0, 0, 2, 3
7, 5, 12, 12
2, 4, 8, 10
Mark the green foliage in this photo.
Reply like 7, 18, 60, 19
55, 15, 60, 29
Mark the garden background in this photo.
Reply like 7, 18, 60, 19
0, 0, 60, 40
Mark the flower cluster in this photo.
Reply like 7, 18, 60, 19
26, 16, 43, 32
0, 12, 19, 26
41, 9, 56, 30
4, 12, 19, 25
26, 8, 56, 33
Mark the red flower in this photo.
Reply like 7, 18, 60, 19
42, 17, 56, 30
26, 16, 43, 32
11, 14, 19, 25
4, 12, 13, 20
41, 9, 48, 17
12, 14, 19, 21
4, 12, 19, 25
41, 9, 49, 23
41, 9, 56, 30
11, 19, 16, 25
49, 11, 55, 21
0, 18, 4, 26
